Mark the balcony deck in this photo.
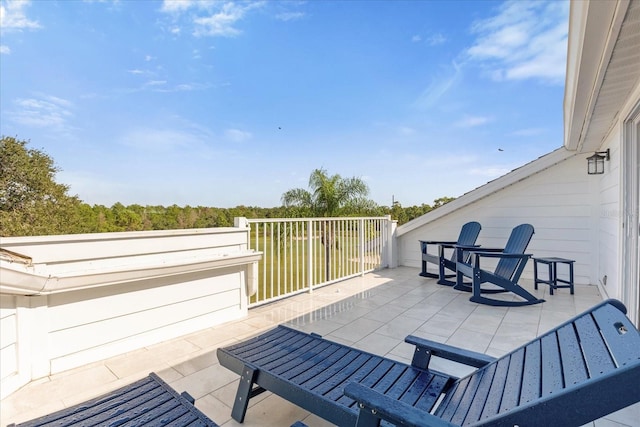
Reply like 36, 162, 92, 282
1, 267, 637, 427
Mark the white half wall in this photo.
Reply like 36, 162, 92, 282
0, 227, 261, 399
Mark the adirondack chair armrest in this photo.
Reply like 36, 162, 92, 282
439, 242, 475, 249
405, 335, 495, 368
420, 240, 458, 245
344, 382, 459, 427
453, 244, 486, 250
472, 252, 532, 258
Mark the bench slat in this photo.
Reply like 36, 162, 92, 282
575, 314, 616, 378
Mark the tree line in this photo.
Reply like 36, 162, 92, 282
1, 136, 453, 237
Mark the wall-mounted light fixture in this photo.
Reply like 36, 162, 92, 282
587, 148, 610, 175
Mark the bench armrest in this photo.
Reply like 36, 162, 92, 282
405, 335, 496, 368
344, 383, 459, 427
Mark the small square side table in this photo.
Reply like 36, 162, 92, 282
533, 257, 575, 295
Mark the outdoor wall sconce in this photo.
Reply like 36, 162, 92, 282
587, 149, 610, 175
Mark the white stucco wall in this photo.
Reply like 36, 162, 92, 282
397, 153, 597, 286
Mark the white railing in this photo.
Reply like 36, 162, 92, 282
237, 216, 395, 307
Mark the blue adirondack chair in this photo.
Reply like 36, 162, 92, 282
454, 223, 543, 306
419, 221, 481, 286
218, 300, 640, 427
8, 373, 219, 427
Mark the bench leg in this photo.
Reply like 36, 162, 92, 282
355, 405, 382, 427
232, 365, 260, 423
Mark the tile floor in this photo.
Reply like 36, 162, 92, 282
1, 267, 638, 426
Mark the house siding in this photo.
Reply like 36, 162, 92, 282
595, 128, 623, 301
398, 153, 595, 286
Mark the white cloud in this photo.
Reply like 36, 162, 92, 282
414, 61, 462, 109
411, 35, 421, 43
427, 33, 446, 46
466, 0, 568, 84
455, 115, 491, 128
276, 11, 305, 22
0, 0, 41, 32
159, 0, 265, 38
160, 0, 195, 14
469, 166, 511, 178
8, 94, 75, 133
398, 126, 416, 136
510, 127, 545, 137
225, 128, 252, 142
0, 44, 9, 54
119, 128, 196, 151
128, 69, 144, 74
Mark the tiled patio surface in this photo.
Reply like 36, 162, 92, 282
2, 266, 638, 426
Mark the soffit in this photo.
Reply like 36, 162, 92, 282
577, 0, 640, 152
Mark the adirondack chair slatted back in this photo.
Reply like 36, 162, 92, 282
493, 224, 534, 280
452, 221, 482, 262
433, 300, 640, 426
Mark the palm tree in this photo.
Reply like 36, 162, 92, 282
281, 168, 370, 217
281, 168, 373, 279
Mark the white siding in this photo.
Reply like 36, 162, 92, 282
398, 154, 595, 285
595, 128, 623, 299
0, 296, 18, 383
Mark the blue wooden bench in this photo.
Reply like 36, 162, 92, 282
8, 373, 218, 427
218, 299, 640, 426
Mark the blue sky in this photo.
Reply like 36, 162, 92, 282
1, 0, 569, 208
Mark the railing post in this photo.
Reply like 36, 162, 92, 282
234, 217, 249, 228
359, 218, 365, 276
385, 215, 397, 268
307, 219, 314, 293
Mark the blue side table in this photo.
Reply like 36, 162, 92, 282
533, 257, 575, 295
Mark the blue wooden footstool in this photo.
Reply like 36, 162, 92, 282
533, 257, 575, 295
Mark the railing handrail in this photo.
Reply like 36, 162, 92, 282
246, 216, 389, 224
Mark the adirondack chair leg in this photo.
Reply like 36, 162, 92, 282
470, 274, 545, 306
231, 364, 264, 422
437, 255, 456, 286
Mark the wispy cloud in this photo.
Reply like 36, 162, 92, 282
510, 127, 545, 137
411, 35, 421, 43
414, 61, 462, 109
0, 0, 41, 32
398, 126, 416, 136
466, 0, 568, 84
160, 0, 195, 14
119, 128, 199, 152
8, 95, 74, 130
427, 33, 446, 46
469, 166, 512, 178
276, 11, 305, 22
455, 115, 491, 128
225, 128, 252, 142
160, 0, 265, 38
0, 44, 9, 54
